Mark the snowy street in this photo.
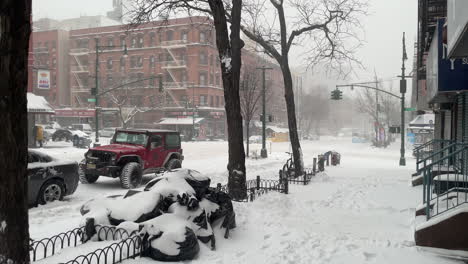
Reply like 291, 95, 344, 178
29, 138, 463, 263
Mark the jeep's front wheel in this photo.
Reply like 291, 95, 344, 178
120, 162, 142, 189
78, 165, 99, 184
166, 159, 182, 170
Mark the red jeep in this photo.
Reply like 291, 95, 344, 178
81, 129, 183, 189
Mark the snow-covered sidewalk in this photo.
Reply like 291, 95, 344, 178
30, 138, 463, 263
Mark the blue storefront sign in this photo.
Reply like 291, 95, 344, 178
427, 19, 468, 101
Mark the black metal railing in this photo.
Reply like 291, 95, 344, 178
30, 225, 138, 262
414, 139, 454, 173
62, 234, 145, 264
216, 175, 288, 202
422, 143, 468, 220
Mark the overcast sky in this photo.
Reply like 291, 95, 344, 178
33, 0, 417, 86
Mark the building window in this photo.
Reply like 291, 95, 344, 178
158, 53, 163, 62
149, 77, 155, 87
150, 56, 156, 68
51, 41, 56, 50
181, 95, 188, 105
216, 96, 219, 107
130, 56, 137, 68
120, 35, 126, 47
52, 73, 56, 86
166, 53, 173, 62
52, 59, 57, 67
106, 75, 113, 86
120, 56, 126, 71
216, 75, 220, 86
210, 55, 214, 66
138, 35, 144, 48
137, 56, 143, 68
107, 37, 114, 47
181, 30, 188, 42
199, 72, 207, 85
131, 37, 137, 48
181, 71, 187, 83
107, 57, 113, 70
199, 52, 207, 65
199, 31, 206, 43
210, 73, 214, 85
149, 32, 156, 46
166, 73, 173, 82
200, 95, 207, 106
44, 41, 49, 49
166, 30, 174, 41
210, 96, 213, 106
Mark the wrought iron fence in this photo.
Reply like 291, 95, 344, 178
62, 234, 145, 264
422, 143, 468, 220
216, 175, 288, 202
30, 225, 138, 262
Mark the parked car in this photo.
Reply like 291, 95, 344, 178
248, 135, 262, 144
81, 129, 184, 189
100, 127, 120, 138
52, 129, 92, 148
71, 123, 93, 134
28, 150, 79, 206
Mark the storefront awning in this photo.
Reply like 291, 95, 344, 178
27, 93, 54, 114
157, 117, 204, 125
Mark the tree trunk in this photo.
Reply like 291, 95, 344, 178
246, 120, 250, 157
0, 0, 32, 263
281, 64, 304, 175
276, 2, 303, 175
208, 0, 246, 200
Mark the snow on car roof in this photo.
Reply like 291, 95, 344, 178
116, 128, 177, 133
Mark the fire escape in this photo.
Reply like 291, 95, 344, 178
69, 43, 90, 107
417, 0, 447, 81
160, 39, 192, 108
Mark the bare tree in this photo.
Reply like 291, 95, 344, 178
0, 0, 32, 263
298, 89, 329, 137
231, 0, 367, 175
127, 0, 247, 199
355, 81, 399, 146
103, 75, 162, 128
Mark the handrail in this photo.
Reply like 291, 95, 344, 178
424, 145, 468, 168
417, 142, 458, 165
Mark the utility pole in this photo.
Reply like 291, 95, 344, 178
374, 71, 379, 145
398, 32, 409, 166
257, 66, 272, 158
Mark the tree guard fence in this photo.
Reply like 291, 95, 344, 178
30, 225, 138, 262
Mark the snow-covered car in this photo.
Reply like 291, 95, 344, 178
71, 123, 93, 135
28, 150, 79, 206
249, 135, 262, 143
99, 127, 119, 138
52, 129, 92, 148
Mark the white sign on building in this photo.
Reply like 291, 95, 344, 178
37, 70, 50, 89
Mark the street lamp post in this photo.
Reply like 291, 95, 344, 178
257, 66, 272, 158
398, 32, 409, 166
93, 38, 127, 146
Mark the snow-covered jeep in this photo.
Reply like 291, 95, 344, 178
81, 129, 184, 189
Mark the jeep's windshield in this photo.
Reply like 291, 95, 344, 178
114, 132, 148, 145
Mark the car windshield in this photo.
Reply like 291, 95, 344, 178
114, 132, 148, 145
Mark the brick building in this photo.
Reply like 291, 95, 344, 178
27, 29, 70, 106
29, 16, 287, 139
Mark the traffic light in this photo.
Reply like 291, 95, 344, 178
91, 88, 97, 96
268, 115, 274, 122
330, 89, 343, 100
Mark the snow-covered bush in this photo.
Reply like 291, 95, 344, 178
79, 169, 235, 262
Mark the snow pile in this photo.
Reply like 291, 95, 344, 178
79, 169, 235, 262
140, 214, 200, 261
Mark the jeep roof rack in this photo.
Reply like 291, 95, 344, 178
116, 128, 178, 134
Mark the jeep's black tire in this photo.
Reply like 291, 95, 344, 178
166, 159, 182, 170
79, 169, 99, 184
120, 162, 143, 189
